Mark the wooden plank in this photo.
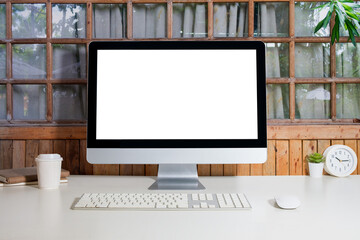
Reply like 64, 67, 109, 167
12, 140, 25, 169
331, 140, 344, 145
302, 140, 317, 175
236, 164, 250, 176
263, 140, 276, 175
211, 164, 223, 176
25, 140, 39, 167
250, 164, 263, 176
145, 164, 158, 176
39, 140, 53, 154
133, 165, 145, 176
167, 2, 172, 38
127, 2, 133, 39
331, 82, 336, 120
79, 140, 93, 175
0, 140, 12, 169
276, 140, 289, 175
268, 125, 360, 140
65, 140, 80, 174
344, 140, 357, 175
0, 127, 87, 140
6, 82, 11, 121
318, 140, 331, 155
198, 164, 210, 176
53, 140, 66, 159
46, 83, 53, 122
207, 1, 213, 39
93, 164, 119, 175
289, 140, 302, 175
248, 0, 254, 37
318, 140, 331, 175
289, 82, 295, 121
289, 0, 295, 37
120, 164, 133, 175
1, 126, 360, 140
224, 164, 237, 176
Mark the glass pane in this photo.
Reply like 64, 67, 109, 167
173, 3, 207, 38
93, 4, 127, 38
133, 4, 167, 38
0, 44, 5, 79
52, 44, 86, 79
12, 4, 46, 38
295, 43, 330, 78
336, 43, 360, 78
0, 4, 5, 39
12, 44, 46, 79
265, 43, 289, 78
53, 84, 87, 120
336, 84, 360, 119
295, 2, 329, 37
52, 4, 86, 38
295, 84, 330, 119
213, 3, 247, 37
13, 84, 46, 120
266, 84, 289, 119
254, 2, 289, 37
0, 85, 6, 119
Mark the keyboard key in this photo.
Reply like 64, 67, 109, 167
200, 202, 208, 208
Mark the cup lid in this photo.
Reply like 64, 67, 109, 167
36, 154, 63, 161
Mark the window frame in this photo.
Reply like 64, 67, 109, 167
0, 0, 359, 126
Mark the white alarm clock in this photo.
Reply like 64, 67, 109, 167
323, 145, 357, 177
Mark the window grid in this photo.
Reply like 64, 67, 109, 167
0, 0, 359, 125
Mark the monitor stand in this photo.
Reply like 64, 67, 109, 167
148, 164, 205, 190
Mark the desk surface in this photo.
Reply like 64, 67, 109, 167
1, 175, 359, 240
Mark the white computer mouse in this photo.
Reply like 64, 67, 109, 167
274, 195, 301, 209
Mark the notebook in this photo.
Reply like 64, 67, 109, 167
0, 167, 70, 184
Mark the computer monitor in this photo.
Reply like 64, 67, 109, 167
87, 41, 267, 190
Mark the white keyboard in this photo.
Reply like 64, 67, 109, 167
73, 193, 251, 210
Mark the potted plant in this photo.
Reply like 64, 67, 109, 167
314, 0, 360, 46
306, 153, 325, 178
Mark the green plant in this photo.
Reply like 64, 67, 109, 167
314, 0, 360, 46
306, 153, 325, 163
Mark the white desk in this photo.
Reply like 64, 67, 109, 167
1, 175, 359, 240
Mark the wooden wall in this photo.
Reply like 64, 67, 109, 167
1, 125, 360, 176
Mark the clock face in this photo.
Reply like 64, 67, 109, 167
324, 145, 357, 177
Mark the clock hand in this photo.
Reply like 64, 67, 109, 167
335, 157, 350, 162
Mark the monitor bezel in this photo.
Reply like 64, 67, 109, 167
87, 41, 266, 148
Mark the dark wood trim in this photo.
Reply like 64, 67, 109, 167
1, 125, 360, 140
0, 126, 87, 140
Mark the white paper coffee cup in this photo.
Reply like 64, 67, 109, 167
35, 154, 63, 189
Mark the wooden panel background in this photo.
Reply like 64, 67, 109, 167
0, 126, 359, 176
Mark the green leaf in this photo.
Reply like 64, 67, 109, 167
323, 11, 333, 28
342, 3, 355, 12
311, 2, 330, 10
346, 10, 359, 21
332, 24, 337, 45
346, 19, 359, 34
347, 25, 357, 46
339, 0, 354, 3
336, 19, 340, 42
335, 5, 346, 29
314, 18, 326, 34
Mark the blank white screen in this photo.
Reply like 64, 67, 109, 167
96, 50, 258, 139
